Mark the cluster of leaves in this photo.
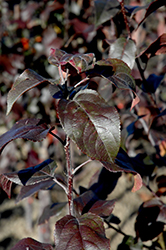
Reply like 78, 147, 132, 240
0, 0, 166, 249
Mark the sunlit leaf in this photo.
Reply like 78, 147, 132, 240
94, 0, 120, 27
10, 237, 53, 250
0, 118, 52, 154
58, 89, 121, 164
109, 38, 136, 69
7, 69, 52, 115
54, 213, 110, 249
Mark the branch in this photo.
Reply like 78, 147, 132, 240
72, 159, 92, 175
64, 137, 74, 216
49, 131, 65, 146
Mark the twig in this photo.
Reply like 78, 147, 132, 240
65, 137, 74, 216
142, 181, 159, 199
104, 220, 126, 236
73, 77, 90, 89
72, 159, 92, 175
118, 0, 131, 39
49, 131, 65, 146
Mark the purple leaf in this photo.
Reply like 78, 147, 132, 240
0, 118, 52, 154
48, 48, 95, 73
74, 190, 115, 217
38, 202, 67, 225
95, 58, 139, 109
135, 199, 166, 241
74, 190, 99, 216
58, 89, 121, 164
138, 33, 166, 64
10, 237, 53, 250
54, 213, 110, 249
7, 69, 52, 115
18, 159, 55, 185
0, 174, 12, 198
137, 0, 166, 28
109, 38, 136, 69
0, 160, 57, 200
89, 199, 115, 217
16, 179, 55, 203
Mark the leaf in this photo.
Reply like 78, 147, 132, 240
89, 167, 121, 199
3, 159, 56, 186
18, 158, 55, 185
94, 58, 139, 109
7, 69, 52, 115
94, 0, 120, 27
100, 148, 143, 192
137, 0, 166, 28
0, 118, 52, 154
10, 237, 53, 250
0, 174, 12, 198
16, 179, 55, 203
135, 199, 166, 241
89, 199, 115, 217
74, 191, 115, 217
138, 33, 166, 64
49, 82, 89, 100
48, 48, 95, 73
38, 202, 67, 225
54, 213, 110, 250
109, 38, 136, 69
142, 74, 164, 93
58, 89, 121, 164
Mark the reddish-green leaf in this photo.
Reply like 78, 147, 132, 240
38, 202, 67, 225
0, 118, 52, 154
58, 89, 121, 164
109, 38, 136, 69
7, 69, 51, 115
138, 33, 166, 64
0, 174, 12, 198
10, 237, 53, 250
137, 0, 166, 28
48, 48, 95, 73
54, 213, 110, 249
94, 0, 120, 27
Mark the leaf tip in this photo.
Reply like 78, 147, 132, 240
132, 173, 143, 192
